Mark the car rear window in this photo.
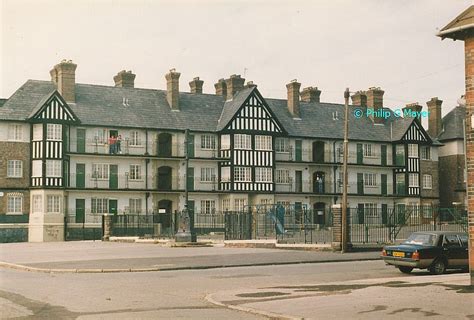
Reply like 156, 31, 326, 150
403, 233, 436, 246
458, 234, 468, 247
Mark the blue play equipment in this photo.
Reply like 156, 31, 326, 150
268, 205, 285, 234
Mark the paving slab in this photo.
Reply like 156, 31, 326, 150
207, 274, 474, 320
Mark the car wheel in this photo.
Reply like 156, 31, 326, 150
398, 266, 413, 274
429, 259, 446, 275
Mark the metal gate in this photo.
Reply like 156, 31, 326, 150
224, 211, 253, 240
64, 213, 102, 241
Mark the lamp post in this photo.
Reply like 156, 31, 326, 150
341, 88, 350, 253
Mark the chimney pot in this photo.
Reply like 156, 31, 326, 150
403, 102, 423, 114
165, 69, 181, 110
214, 79, 227, 96
225, 74, 245, 100
301, 86, 321, 103
50, 60, 77, 103
286, 80, 301, 118
114, 70, 136, 88
189, 77, 204, 94
366, 87, 385, 124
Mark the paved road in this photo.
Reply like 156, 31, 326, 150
1, 258, 407, 319
0, 241, 379, 271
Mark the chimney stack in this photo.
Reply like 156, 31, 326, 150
165, 69, 180, 111
50, 60, 77, 103
351, 91, 367, 108
366, 87, 384, 124
427, 97, 443, 137
214, 79, 227, 97
300, 87, 321, 103
189, 77, 204, 94
114, 70, 136, 88
286, 79, 301, 118
403, 102, 423, 115
225, 75, 245, 100
245, 81, 257, 88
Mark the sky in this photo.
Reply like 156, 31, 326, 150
1, 0, 472, 121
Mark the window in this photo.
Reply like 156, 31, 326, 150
422, 174, 432, 189
363, 203, 377, 217
364, 173, 377, 186
221, 199, 230, 211
130, 131, 141, 146
255, 135, 272, 150
47, 195, 61, 213
277, 201, 291, 210
47, 124, 62, 141
275, 138, 289, 153
46, 160, 62, 177
234, 134, 251, 149
7, 194, 22, 214
92, 164, 109, 180
32, 160, 42, 177
129, 165, 141, 180
33, 124, 43, 141
200, 200, 216, 214
129, 198, 142, 214
221, 167, 230, 182
201, 135, 216, 150
408, 144, 418, 158
422, 204, 433, 218
201, 167, 216, 182
234, 167, 251, 182
221, 135, 230, 150
7, 160, 22, 178
395, 145, 405, 165
91, 198, 108, 214
409, 173, 419, 187
255, 167, 272, 182
32, 195, 42, 213
95, 129, 108, 144
234, 199, 247, 211
363, 144, 374, 157
275, 169, 290, 184
421, 146, 431, 160
8, 124, 23, 141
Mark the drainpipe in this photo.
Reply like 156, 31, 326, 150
333, 140, 337, 203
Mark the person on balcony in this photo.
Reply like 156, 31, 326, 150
117, 135, 122, 154
109, 135, 116, 154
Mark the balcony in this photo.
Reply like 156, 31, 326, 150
68, 137, 147, 156
68, 173, 149, 189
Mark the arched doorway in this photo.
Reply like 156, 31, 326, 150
313, 172, 325, 194
313, 202, 326, 225
312, 141, 325, 163
157, 199, 173, 229
157, 133, 172, 157
157, 166, 172, 190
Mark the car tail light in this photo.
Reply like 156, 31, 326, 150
412, 251, 420, 260
381, 249, 387, 256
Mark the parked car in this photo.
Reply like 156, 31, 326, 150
381, 231, 468, 275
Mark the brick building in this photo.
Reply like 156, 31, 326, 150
437, 4, 474, 284
0, 60, 441, 242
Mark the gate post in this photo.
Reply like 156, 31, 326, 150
102, 214, 112, 241
332, 204, 342, 251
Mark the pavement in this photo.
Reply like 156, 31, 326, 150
0, 241, 380, 273
207, 273, 474, 320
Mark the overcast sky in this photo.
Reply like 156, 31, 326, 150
1, 0, 471, 120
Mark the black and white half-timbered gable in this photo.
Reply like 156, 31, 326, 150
217, 88, 286, 192
394, 118, 431, 197
28, 91, 80, 187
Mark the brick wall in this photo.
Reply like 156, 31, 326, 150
0, 141, 30, 215
0, 142, 30, 188
438, 154, 466, 207
464, 35, 474, 282
420, 160, 440, 200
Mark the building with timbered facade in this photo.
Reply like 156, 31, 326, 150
0, 60, 440, 241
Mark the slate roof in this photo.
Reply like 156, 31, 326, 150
437, 105, 465, 142
0, 99, 7, 108
0, 79, 432, 143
